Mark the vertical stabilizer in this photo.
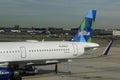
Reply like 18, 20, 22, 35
70, 10, 96, 42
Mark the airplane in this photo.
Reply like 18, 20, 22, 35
0, 10, 113, 80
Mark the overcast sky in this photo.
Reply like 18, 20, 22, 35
0, 0, 120, 29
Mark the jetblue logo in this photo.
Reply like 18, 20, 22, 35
0, 71, 10, 75
78, 31, 90, 36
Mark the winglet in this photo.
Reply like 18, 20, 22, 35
103, 39, 114, 55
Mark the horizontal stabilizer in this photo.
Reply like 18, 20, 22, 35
103, 39, 114, 55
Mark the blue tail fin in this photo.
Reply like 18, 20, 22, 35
70, 10, 96, 42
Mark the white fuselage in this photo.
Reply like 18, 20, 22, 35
0, 41, 99, 64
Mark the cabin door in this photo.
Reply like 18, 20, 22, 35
20, 46, 26, 58
72, 43, 78, 56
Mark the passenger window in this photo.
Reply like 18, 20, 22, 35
3, 51, 5, 53
6, 51, 8, 53
15, 51, 17, 53
29, 50, 31, 52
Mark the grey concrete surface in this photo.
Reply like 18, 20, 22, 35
23, 46, 120, 80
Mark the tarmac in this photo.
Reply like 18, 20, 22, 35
22, 44, 120, 80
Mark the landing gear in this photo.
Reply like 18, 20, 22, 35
10, 75, 22, 80
55, 64, 58, 74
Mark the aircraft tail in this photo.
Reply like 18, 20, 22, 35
70, 10, 96, 42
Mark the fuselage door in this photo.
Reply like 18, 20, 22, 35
72, 43, 78, 56
20, 46, 26, 58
